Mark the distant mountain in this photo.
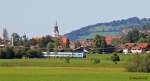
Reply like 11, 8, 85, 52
65, 17, 150, 41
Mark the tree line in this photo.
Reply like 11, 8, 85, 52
0, 47, 43, 59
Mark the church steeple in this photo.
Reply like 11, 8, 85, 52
53, 21, 59, 37
55, 21, 58, 27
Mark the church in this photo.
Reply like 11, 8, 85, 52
32, 21, 70, 47
52, 22, 70, 47
52, 22, 59, 37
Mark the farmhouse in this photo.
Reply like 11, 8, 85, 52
119, 43, 150, 54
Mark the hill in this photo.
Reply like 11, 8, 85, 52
65, 17, 150, 41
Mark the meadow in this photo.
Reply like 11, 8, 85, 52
0, 54, 149, 81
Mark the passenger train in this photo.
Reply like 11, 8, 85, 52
42, 52, 86, 58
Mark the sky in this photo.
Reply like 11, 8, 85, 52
0, 0, 150, 37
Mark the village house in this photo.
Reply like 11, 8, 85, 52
79, 39, 93, 48
69, 39, 93, 49
119, 43, 150, 54
70, 35, 121, 49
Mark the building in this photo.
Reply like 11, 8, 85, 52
69, 39, 93, 50
119, 43, 150, 54
79, 39, 93, 48
105, 35, 121, 45
0, 28, 10, 47
32, 35, 43, 40
52, 21, 60, 37
0, 33, 3, 40
59, 36, 70, 46
0, 34, 4, 47
52, 22, 70, 49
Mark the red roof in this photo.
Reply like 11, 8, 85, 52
105, 35, 121, 45
59, 36, 69, 45
137, 43, 149, 49
119, 43, 149, 49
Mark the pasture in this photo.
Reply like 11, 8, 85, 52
0, 54, 130, 67
0, 67, 149, 81
0, 54, 149, 81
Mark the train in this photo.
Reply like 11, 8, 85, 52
42, 52, 86, 58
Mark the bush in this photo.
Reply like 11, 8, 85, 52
88, 49, 101, 54
64, 57, 70, 63
0, 48, 44, 59
0, 48, 4, 58
93, 58, 100, 64
111, 53, 120, 64
0, 47, 15, 59
126, 54, 150, 73
13, 48, 24, 58
126, 54, 142, 72
142, 54, 150, 72
26, 49, 43, 58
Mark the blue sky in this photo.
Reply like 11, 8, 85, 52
0, 0, 150, 37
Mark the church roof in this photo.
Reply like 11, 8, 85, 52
54, 24, 59, 33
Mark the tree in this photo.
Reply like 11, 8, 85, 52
123, 28, 140, 43
11, 33, 20, 46
44, 35, 53, 44
74, 41, 81, 48
1, 47, 15, 59
93, 35, 107, 53
138, 37, 147, 43
111, 53, 120, 64
52, 38, 60, 53
93, 35, 106, 48
0, 48, 4, 58
111, 39, 121, 46
29, 39, 37, 46
144, 23, 150, 29
52, 38, 60, 46
38, 35, 53, 48
137, 32, 147, 43
147, 34, 150, 43
20, 34, 30, 47
47, 42, 55, 51
38, 39, 46, 48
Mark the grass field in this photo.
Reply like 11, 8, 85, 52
0, 54, 131, 67
0, 67, 149, 81
0, 54, 149, 81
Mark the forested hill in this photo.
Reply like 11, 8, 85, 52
65, 17, 150, 41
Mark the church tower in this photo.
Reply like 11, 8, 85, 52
53, 21, 59, 37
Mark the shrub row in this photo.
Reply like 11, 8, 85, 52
0, 47, 43, 59
126, 54, 150, 73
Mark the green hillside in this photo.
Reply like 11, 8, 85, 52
65, 17, 150, 41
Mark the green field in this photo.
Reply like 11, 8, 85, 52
0, 54, 127, 67
0, 54, 149, 81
